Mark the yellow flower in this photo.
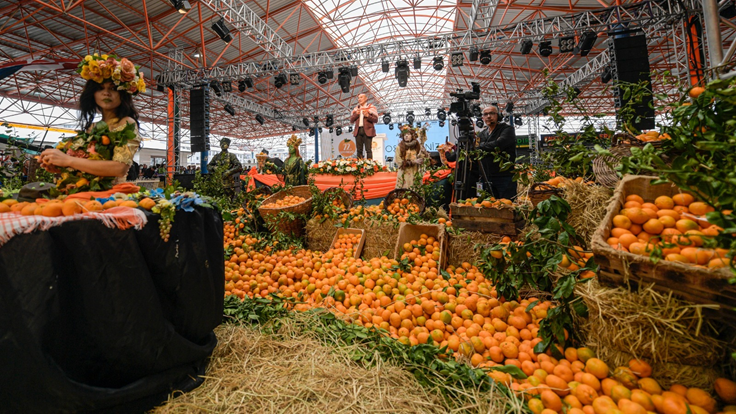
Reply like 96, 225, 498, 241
112, 68, 121, 81
100, 64, 112, 80
101, 54, 109, 60
80, 65, 92, 80
93, 53, 99, 57
136, 77, 146, 93
84, 55, 93, 62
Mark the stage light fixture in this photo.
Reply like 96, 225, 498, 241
309, 129, 315, 137
211, 18, 232, 43
350, 65, 358, 77
437, 108, 447, 121
439, 120, 445, 127
302, 117, 310, 127
224, 104, 235, 116
336, 126, 342, 136
329, 127, 334, 133
255, 114, 265, 125
406, 111, 415, 124
290, 73, 300, 85
238, 80, 247, 92
451, 119, 457, 126
539, 41, 553, 57
155, 75, 164, 92
476, 119, 484, 128
576, 30, 598, 56
520, 39, 533, 55
505, 102, 514, 114
221, 80, 232, 92
432, 56, 444, 71
414, 56, 422, 70
317, 71, 327, 84
503, 116, 510, 124
388, 124, 394, 130
383, 113, 392, 124
395, 60, 410, 87
325, 69, 334, 79
292, 125, 297, 131
559, 35, 575, 53
171, 0, 191, 14
325, 114, 334, 127
382, 60, 389, 73
450, 52, 464, 67
314, 115, 319, 124
244, 77, 253, 88
210, 80, 222, 96
348, 126, 353, 132
274, 73, 287, 89
425, 108, 431, 116
338, 67, 352, 93
601, 66, 612, 84
469, 46, 479, 62
515, 116, 523, 127
479, 50, 492, 65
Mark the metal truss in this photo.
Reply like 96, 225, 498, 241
199, 0, 293, 59
159, 0, 700, 88
528, 113, 541, 165
469, 0, 500, 32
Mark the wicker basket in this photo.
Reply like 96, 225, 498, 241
593, 146, 632, 189
258, 185, 313, 237
384, 188, 426, 214
322, 187, 353, 213
528, 182, 563, 207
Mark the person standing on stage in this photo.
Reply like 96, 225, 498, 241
349, 93, 378, 160
476, 105, 517, 200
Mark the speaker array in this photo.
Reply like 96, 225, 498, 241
610, 34, 655, 131
190, 87, 210, 152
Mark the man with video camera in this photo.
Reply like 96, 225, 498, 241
475, 105, 517, 200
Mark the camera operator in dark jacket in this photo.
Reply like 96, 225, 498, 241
475, 105, 517, 200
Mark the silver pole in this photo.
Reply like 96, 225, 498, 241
703, 0, 724, 70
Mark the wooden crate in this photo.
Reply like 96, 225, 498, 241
393, 223, 447, 270
449, 203, 525, 236
591, 175, 736, 324
330, 228, 366, 259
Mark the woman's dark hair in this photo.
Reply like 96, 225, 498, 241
78, 79, 140, 131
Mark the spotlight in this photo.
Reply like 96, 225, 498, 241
382, 60, 389, 73
425, 108, 431, 116
576, 30, 598, 56
302, 117, 310, 127
274, 73, 287, 88
515, 116, 523, 127
539, 41, 553, 57
414, 56, 422, 70
290, 73, 300, 85
505, 102, 514, 114
439, 121, 445, 127
171, 0, 191, 14
211, 18, 232, 42
309, 129, 315, 137
451, 119, 457, 126
437, 108, 446, 121
155, 75, 164, 92
395, 60, 410, 87
221, 80, 232, 92
503, 116, 510, 124
325, 114, 334, 127
255, 114, 265, 125
479, 50, 492, 65
350, 65, 358, 77
244, 77, 253, 88
383, 113, 391, 124
293, 125, 297, 131
406, 111, 415, 124
317, 71, 327, 84
348, 126, 353, 132
224, 104, 235, 116
210, 80, 222, 96
329, 127, 334, 133
432, 56, 444, 71
313, 115, 319, 124
338, 67, 351, 93
238, 80, 247, 92
469, 47, 479, 62
450, 52, 464, 67
325, 69, 334, 79
520, 39, 533, 55
336, 126, 342, 136
388, 124, 394, 130
476, 119, 484, 128
601, 66, 612, 84
559, 35, 575, 53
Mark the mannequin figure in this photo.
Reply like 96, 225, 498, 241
283, 135, 306, 186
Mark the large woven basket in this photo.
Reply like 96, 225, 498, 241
384, 188, 426, 214
528, 182, 563, 207
258, 185, 313, 237
323, 187, 353, 213
593, 146, 632, 189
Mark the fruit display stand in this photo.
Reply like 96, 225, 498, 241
393, 223, 447, 269
449, 203, 525, 236
591, 175, 735, 324
330, 228, 366, 259
258, 185, 313, 237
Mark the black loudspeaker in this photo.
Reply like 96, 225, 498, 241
612, 34, 654, 130
190, 87, 210, 152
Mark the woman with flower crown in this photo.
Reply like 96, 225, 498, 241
39, 54, 144, 189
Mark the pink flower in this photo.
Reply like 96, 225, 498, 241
120, 58, 136, 82
87, 142, 98, 154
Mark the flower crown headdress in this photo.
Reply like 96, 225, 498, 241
287, 135, 302, 148
77, 53, 146, 95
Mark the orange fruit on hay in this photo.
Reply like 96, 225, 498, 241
685, 388, 717, 414
669, 385, 688, 397
541, 389, 563, 412
0, 203, 10, 213
715, 378, 736, 404
585, 358, 609, 380
665, 253, 689, 263
601, 378, 620, 397
709, 257, 731, 269
138, 197, 156, 210
545, 374, 570, 397
624, 201, 642, 209
637, 378, 661, 395
576, 383, 599, 405
611, 384, 632, 403
62, 201, 82, 216
593, 395, 619, 413
630, 390, 655, 412
617, 398, 647, 414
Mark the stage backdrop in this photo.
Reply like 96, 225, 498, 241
319, 132, 385, 165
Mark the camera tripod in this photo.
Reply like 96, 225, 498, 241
452, 116, 493, 202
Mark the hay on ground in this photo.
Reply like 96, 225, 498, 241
561, 182, 612, 248
575, 280, 726, 389
447, 231, 505, 268
306, 217, 405, 260
305, 217, 338, 253
152, 313, 525, 414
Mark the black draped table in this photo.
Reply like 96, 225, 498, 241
0, 206, 224, 413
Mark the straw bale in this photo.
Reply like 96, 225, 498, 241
447, 231, 505, 268
306, 217, 338, 252
561, 182, 612, 248
306, 216, 402, 260
575, 280, 726, 381
152, 315, 524, 414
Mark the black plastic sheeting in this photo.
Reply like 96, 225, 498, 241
0, 206, 224, 413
